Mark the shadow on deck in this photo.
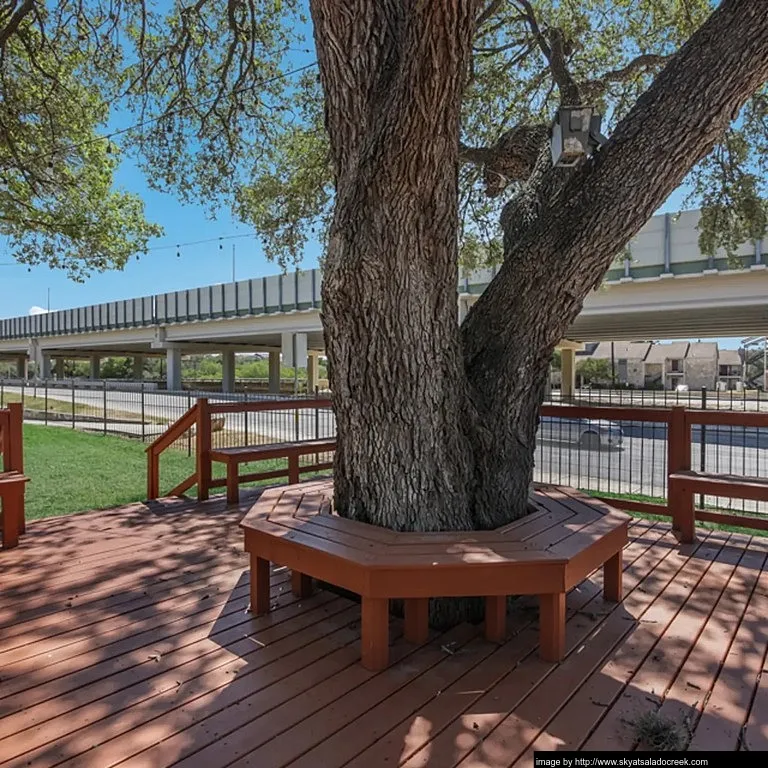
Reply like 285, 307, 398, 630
1, 491, 767, 767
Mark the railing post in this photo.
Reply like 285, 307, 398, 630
147, 447, 160, 500
196, 397, 212, 501
6, 401, 23, 473
668, 405, 694, 543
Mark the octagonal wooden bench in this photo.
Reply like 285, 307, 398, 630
240, 479, 629, 670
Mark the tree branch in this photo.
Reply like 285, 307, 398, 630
516, 0, 579, 104
0, 0, 34, 57
581, 53, 672, 101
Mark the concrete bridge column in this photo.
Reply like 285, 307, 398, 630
133, 355, 144, 380
166, 348, 182, 391
54, 358, 64, 380
222, 350, 236, 394
16, 356, 27, 380
268, 351, 281, 394
561, 347, 576, 399
41, 354, 52, 380
307, 353, 319, 394
89, 355, 100, 380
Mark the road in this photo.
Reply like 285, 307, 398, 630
5, 383, 768, 515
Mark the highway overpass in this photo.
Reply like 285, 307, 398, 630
1, 208, 765, 391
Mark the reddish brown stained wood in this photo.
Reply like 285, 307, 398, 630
291, 570, 314, 599
484, 594, 507, 642
403, 598, 430, 644
251, 554, 271, 615
603, 549, 623, 602
360, 597, 390, 671
538, 592, 566, 662
1, 501, 764, 768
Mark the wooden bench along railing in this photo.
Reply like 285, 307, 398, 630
1, 402, 29, 549
540, 403, 768, 541
667, 406, 768, 543
241, 479, 629, 671
146, 397, 333, 501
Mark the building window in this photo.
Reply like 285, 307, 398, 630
670, 359, 683, 372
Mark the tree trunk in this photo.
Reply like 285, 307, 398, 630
313, 0, 480, 533
312, 0, 768, 563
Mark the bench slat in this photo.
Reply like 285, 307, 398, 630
669, 470, 768, 502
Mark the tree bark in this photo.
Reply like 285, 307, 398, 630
312, 0, 768, 546
312, 0, 480, 532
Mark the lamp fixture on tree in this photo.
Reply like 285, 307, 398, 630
550, 106, 608, 168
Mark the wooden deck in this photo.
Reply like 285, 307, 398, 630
1, 492, 767, 766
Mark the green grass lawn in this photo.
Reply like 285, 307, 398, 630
20, 425, 311, 520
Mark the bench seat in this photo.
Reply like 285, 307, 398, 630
669, 470, 768, 502
241, 479, 629, 670
211, 439, 336, 503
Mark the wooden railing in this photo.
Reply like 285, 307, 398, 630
146, 397, 333, 500
542, 403, 768, 537
0, 402, 23, 474
146, 398, 768, 538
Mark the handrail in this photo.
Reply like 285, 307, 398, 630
146, 402, 199, 499
146, 402, 199, 454
146, 396, 331, 500
209, 397, 332, 415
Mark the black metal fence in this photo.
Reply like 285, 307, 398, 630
547, 385, 768, 411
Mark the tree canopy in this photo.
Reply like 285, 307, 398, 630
1, 0, 766, 279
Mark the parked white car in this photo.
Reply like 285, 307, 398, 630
538, 416, 624, 449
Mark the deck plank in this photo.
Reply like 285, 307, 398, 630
0, 494, 765, 768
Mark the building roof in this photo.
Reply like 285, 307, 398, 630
718, 349, 742, 365
586, 341, 652, 360
686, 342, 718, 360
644, 342, 690, 363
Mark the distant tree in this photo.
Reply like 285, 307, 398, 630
577, 358, 613, 387
100, 357, 134, 379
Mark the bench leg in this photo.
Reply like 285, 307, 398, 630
538, 593, 566, 662
484, 595, 507, 643
404, 598, 430, 644
603, 550, 623, 602
1, 488, 21, 550
226, 461, 239, 505
360, 597, 390, 671
249, 554, 271, 615
291, 570, 314, 599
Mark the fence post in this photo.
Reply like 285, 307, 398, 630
103, 379, 108, 436
668, 405, 694, 542
71, 377, 75, 429
196, 397, 212, 501
44, 380, 48, 426
141, 381, 146, 442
